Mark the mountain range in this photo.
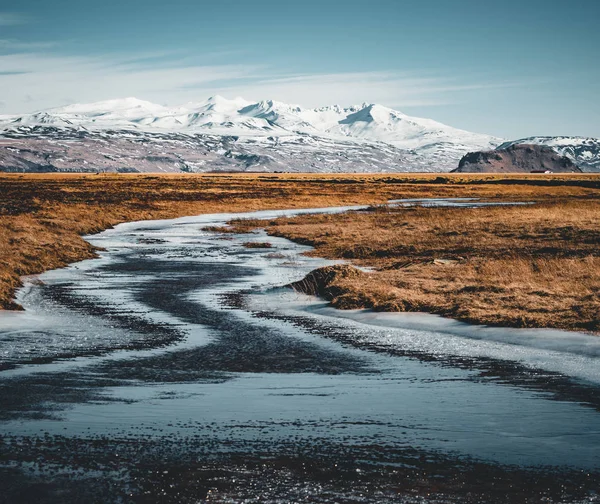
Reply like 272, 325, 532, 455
0, 96, 597, 173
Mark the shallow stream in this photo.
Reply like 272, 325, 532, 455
1, 201, 599, 503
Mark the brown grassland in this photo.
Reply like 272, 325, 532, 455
229, 175, 600, 332
1, 172, 600, 333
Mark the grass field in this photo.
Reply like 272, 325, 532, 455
1, 172, 600, 333
228, 175, 600, 332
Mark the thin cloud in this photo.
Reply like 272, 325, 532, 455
0, 13, 29, 26
0, 51, 265, 113
0, 47, 531, 114
202, 72, 523, 109
0, 39, 58, 51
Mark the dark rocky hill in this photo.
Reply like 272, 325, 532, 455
497, 136, 600, 172
453, 144, 582, 174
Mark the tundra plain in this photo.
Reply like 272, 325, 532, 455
1, 172, 599, 332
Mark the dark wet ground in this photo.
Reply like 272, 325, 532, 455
1, 207, 599, 503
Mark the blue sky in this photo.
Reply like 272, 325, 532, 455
0, 0, 598, 138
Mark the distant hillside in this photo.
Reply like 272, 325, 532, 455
452, 144, 582, 174
497, 137, 600, 172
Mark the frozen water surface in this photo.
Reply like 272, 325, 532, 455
0, 200, 599, 503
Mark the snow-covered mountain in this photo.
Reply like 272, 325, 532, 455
1, 96, 499, 147
497, 137, 600, 172
0, 96, 501, 173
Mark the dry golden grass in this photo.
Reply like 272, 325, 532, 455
243, 242, 273, 249
0, 171, 485, 309
2, 172, 600, 332
230, 189, 600, 332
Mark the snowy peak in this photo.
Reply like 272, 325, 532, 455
0, 96, 499, 149
0, 96, 504, 172
198, 95, 252, 113
338, 104, 414, 129
340, 104, 379, 124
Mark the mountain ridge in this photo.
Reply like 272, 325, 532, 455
0, 96, 500, 149
1, 97, 598, 173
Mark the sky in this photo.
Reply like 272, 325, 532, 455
0, 0, 598, 139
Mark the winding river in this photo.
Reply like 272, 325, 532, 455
1, 202, 599, 503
